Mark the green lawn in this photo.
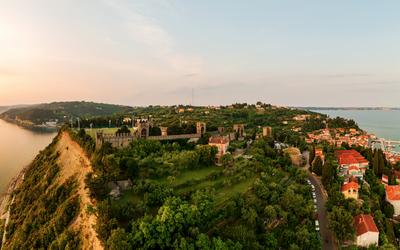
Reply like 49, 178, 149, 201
215, 176, 256, 203
167, 166, 221, 186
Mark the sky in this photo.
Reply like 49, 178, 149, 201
0, 0, 399, 107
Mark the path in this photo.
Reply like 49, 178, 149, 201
302, 151, 337, 250
56, 132, 103, 250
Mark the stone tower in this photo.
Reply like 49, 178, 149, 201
263, 126, 272, 138
233, 124, 245, 138
95, 130, 104, 149
196, 122, 206, 136
136, 119, 150, 139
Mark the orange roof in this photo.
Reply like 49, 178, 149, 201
386, 185, 400, 201
209, 136, 229, 144
353, 214, 379, 236
341, 181, 359, 192
335, 150, 369, 165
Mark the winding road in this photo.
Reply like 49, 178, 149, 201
302, 151, 337, 250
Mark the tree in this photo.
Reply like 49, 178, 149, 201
221, 154, 234, 168
312, 156, 323, 176
115, 125, 130, 135
328, 206, 355, 244
107, 228, 131, 250
309, 146, 315, 165
321, 160, 334, 188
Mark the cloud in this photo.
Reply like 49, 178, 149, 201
101, 0, 203, 75
320, 73, 372, 78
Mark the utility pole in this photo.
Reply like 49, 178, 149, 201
109, 120, 111, 128
77, 118, 80, 130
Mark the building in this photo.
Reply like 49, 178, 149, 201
385, 185, 400, 216
314, 148, 325, 164
335, 150, 369, 176
353, 214, 379, 247
208, 136, 230, 159
381, 175, 389, 186
347, 165, 363, 181
341, 181, 359, 200
262, 126, 272, 138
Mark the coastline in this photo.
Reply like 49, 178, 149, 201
0, 117, 59, 133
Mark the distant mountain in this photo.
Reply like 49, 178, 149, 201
0, 101, 133, 125
0, 105, 31, 114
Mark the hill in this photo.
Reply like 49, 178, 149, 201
0, 101, 133, 128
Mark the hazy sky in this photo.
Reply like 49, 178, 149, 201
1, 0, 399, 107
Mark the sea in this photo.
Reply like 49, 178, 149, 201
313, 109, 400, 152
0, 119, 56, 192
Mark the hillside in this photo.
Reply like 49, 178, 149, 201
1, 131, 102, 249
0, 103, 363, 249
0, 101, 133, 126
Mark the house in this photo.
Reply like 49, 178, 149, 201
348, 165, 363, 181
208, 136, 230, 159
341, 181, 359, 200
385, 185, 400, 216
381, 175, 389, 186
314, 148, 325, 164
353, 214, 379, 247
335, 150, 369, 176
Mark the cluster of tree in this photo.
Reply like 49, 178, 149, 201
82, 132, 321, 249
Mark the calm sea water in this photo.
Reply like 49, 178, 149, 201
314, 110, 400, 151
0, 119, 56, 192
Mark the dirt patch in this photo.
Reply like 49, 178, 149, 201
55, 132, 103, 250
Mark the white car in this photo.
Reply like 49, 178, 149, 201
313, 198, 317, 204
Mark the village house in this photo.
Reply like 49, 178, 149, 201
335, 150, 369, 177
353, 214, 379, 247
341, 181, 359, 200
208, 136, 230, 160
314, 147, 325, 164
385, 185, 400, 216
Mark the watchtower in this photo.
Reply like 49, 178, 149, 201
136, 119, 150, 139
263, 126, 272, 138
233, 124, 245, 138
196, 122, 206, 136
160, 127, 168, 136
95, 131, 104, 149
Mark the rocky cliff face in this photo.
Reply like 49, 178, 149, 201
2, 131, 102, 249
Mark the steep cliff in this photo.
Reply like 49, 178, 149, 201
2, 131, 102, 249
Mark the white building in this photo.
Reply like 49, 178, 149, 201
354, 214, 379, 247
385, 185, 400, 216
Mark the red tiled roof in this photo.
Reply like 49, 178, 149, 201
341, 181, 359, 192
209, 136, 229, 144
386, 185, 400, 201
335, 150, 369, 165
353, 214, 379, 236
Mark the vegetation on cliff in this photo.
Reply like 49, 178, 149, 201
3, 134, 81, 249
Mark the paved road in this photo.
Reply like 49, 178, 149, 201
302, 152, 337, 250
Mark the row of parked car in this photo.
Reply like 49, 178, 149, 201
307, 179, 320, 232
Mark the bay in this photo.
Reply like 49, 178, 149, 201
0, 119, 56, 192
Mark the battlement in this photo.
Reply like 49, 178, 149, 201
95, 121, 207, 149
